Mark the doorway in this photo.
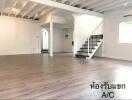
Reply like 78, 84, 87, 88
41, 28, 49, 53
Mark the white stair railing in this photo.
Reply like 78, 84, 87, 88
87, 21, 103, 59
90, 21, 103, 36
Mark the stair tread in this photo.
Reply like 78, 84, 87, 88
78, 51, 93, 53
86, 41, 101, 42
84, 44, 98, 46
76, 34, 103, 59
76, 54, 89, 56
81, 48, 95, 49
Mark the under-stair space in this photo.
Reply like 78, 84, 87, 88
41, 49, 49, 53
76, 34, 103, 59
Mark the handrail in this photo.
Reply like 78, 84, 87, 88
87, 21, 103, 58
89, 21, 103, 37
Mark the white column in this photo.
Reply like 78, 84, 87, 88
49, 16, 53, 56
72, 14, 77, 56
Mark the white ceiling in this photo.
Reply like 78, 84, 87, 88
0, 0, 55, 20
53, 0, 132, 13
0, 0, 132, 20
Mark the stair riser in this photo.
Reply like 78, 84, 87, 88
76, 34, 103, 59
85, 42, 100, 44
85, 40, 101, 42
83, 45, 97, 48
90, 35, 103, 39
81, 48, 95, 49
75, 55, 87, 58
78, 49, 93, 52
83, 43, 98, 46
77, 51, 93, 55
85, 41, 100, 44
78, 51, 93, 54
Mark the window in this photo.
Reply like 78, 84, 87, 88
119, 21, 132, 43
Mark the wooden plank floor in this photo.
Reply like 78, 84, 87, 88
0, 54, 132, 99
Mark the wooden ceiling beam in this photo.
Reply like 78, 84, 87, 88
22, 3, 37, 17
95, 0, 125, 12
39, 7, 54, 18
28, 5, 46, 18
8, 0, 18, 15
1, 0, 6, 15
29, 0, 103, 17
15, 0, 28, 16
69, 0, 81, 6
80, 0, 99, 8
99, 1, 132, 12
61, 0, 68, 3
94, 0, 114, 9
86, 0, 109, 9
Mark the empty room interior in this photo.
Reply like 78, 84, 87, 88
0, 0, 132, 99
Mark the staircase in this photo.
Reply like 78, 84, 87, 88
41, 49, 49, 53
76, 34, 103, 59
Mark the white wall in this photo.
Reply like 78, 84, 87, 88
40, 13, 52, 25
103, 10, 132, 61
63, 29, 73, 52
53, 16, 67, 24
53, 27, 73, 53
42, 14, 73, 54
53, 28, 64, 52
0, 16, 41, 55
44, 26, 73, 53
73, 14, 103, 55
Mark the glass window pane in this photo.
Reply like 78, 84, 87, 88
119, 21, 132, 43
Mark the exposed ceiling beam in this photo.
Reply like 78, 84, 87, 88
100, 1, 132, 12
125, 7, 132, 16
86, 0, 108, 9
28, 5, 46, 18
69, 0, 82, 6
1, 0, 6, 15
125, 5, 132, 15
15, 0, 28, 16
95, 0, 125, 12
8, 0, 18, 15
109, 4, 132, 15
29, 0, 103, 17
91, 0, 114, 10
22, 3, 37, 17
86, 0, 104, 9
72, 0, 86, 6
39, 7, 54, 18
40, 7, 54, 17
80, 0, 99, 8
61, 0, 68, 3
0, 0, 3, 13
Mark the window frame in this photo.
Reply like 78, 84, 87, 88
118, 17, 132, 44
